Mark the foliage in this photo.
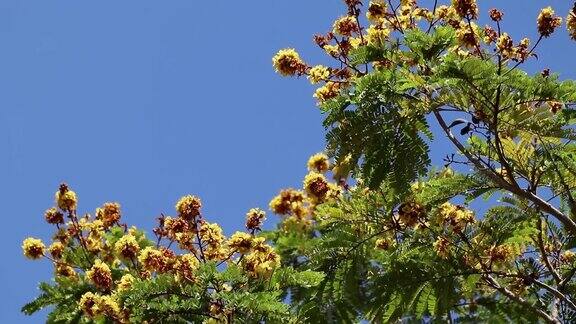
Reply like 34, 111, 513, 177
22, 0, 576, 323
22, 185, 322, 323
268, 0, 576, 323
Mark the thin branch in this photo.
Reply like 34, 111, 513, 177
433, 109, 576, 235
535, 217, 562, 284
484, 275, 559, 324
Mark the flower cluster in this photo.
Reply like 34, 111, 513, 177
22, 238, 45, 260
270, 153, 345, 232
398, 201, 427, 228
242, 237, 281, 278
272, 48, 306, 77
96, 202, 121, 229
175, 195, 202, 220
273, 0, 576, 107
86, 259, 113, 290
22, 184, 282, 322
568, 8, 576, 40
452, 0, 478, 20
537, 7, 562, 38
55, 183, 77, 212
245, 208, 266, 231
437, 202, 475, 233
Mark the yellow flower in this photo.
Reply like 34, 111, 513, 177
114, 234, 140, 260
95, 202, 121, 228
375, 238, 392, 250
55, 263, 76, 278
98, 295, 121, 318
438, 202, 474, 232
435, 5, 451, 20
116, 273, 135, 291
326, 182, 343, 200
88, 219, 105, 234
55, 183, 77, 211
433, 237, 450, 259
79, 292, 102, 318
307, 153, 330, 173
269, 189, 305, 215
85, 233, 103, 253
307, 65, 330, 84
86, 259, 113, 290
489, 8, 503, 22
205, 246, 230, 261
44, 207, 64, 224
537, 7, 562, 37
496, 32, 514, 59
398, 201, 426, 228
349, 37, 363, 49
332, 16, 359, 36
483, 26, 498, 44
49, 241, 65, 259
22, 237, 45, 260
548, 101, 563, 114
175, 232, 195, 251
313, 81, 341, 104
489, 244, 515, 265
227, 232, 253, 254
562, 250, 576, 264
199, 222, 225, 246
272, 48, 305, 76
366, 25, 390, 47
138, 246, 170, 273
175, 195, 202, 220
242, 240, 281, 277
164, 216, 189, 239
366, 1, 387, 23
323, 44, 340, 57
568, 11, 576, 40
174, 254, 199, 282
413, 8, 433, 22
303, 172, 329, 202
53, 228, 70, 244
245, 208, 266, 231
456, 21, 480, 48
451, 0, 478, 19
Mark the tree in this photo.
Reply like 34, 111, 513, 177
268, 0, 576, 322
22, 0, 576, 323
21, 184, 324, 323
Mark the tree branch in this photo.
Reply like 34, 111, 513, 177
433, 109, 576, 236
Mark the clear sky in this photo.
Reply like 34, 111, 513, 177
1, 1, 574, 322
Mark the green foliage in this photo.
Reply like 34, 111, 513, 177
23, 1, 576, 323
323, 68, 432, 194
23, 278, 91, 323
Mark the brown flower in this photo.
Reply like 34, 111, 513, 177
44, 207, 64, 224
96, 202, 121, 228
488, 8, 503, 22
537, 7, 562, 37
452, 0, 479, 19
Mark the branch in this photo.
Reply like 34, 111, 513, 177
484, 275, 560, 324
535, 217, 562, 284
433, 109, 576, 236
530, 278, 576, 312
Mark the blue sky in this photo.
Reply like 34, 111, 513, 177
1, 0, 574, 322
